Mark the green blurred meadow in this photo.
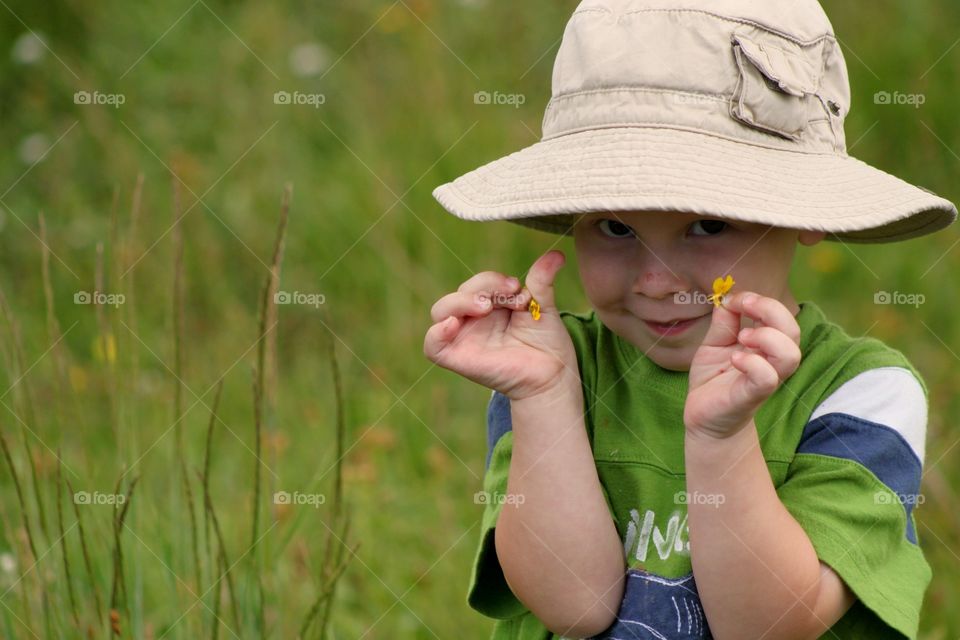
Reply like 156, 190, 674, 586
0, 0, 958, 637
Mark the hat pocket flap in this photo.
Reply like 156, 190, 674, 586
730, 32, 822, 140
732, 34, 819, 96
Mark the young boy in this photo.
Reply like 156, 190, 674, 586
424, 1, 957, 638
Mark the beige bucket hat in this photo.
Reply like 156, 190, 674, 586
432, 0, 957, 243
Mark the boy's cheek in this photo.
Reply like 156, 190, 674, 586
579, 269, 624, 305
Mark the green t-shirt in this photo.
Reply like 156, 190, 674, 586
469, 300, 931, 639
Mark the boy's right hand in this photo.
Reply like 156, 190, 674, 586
423, 249, 579, 401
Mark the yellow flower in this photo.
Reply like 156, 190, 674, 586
92, 333, 117, 364
528, 297, 541, 321
69, 365, 88, 393
707, 275, 735, 307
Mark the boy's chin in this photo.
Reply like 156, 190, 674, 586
649, 353, 693, 372
643, 340, 698, 372
617, 330, 697, 372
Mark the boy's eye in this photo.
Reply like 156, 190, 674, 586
689, 219, 728, 236
594, 218, 729, 239
597, 219, 636, 238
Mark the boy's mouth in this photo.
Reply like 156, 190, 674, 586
642, 312, 709, 336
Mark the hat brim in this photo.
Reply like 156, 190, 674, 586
432, 127, 957, 244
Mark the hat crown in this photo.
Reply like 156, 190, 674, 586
544, 0, 851, 154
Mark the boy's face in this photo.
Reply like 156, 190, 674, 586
572, 211, 826, 372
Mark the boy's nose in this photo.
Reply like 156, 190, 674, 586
633, 271, 689, 301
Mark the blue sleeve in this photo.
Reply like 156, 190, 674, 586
467, 390, 530, 619
776, 368, 931, 639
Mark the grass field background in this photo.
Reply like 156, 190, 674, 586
0, 0, 959, 637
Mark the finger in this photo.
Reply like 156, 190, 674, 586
485, 287, 534, 311
737, 326, 802, 381
729, 350, 780, 400
434, 274, 527, 323
423, 315, 461, 364
723, 292, 801, 345
430, 287, 529, 324
457, 271, 521, 298
699, 294, 743, 348
523, 249, 566, 312
430, 291, 487, 324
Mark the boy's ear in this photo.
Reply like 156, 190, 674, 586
798, 230, 827, 246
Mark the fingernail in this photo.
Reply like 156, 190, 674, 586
506, 277, 520, 289
740, 328, 752, 339
743, 293, 758, 306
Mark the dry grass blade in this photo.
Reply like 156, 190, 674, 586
110, 473, 139, 628
0, 285, 49, 541
94, 241, 121, 448
210, 552, 223, 640
249, 184, 291, 635
171, 177, 186, 453
55, 449, 80, 627
65, 476, 103, 624
171, 175, 202, 599
0, 425, 40, 634
0, 429, 38, 563
197, 469, 242, 634
300, 512, 358, 639
38, 213, 72, 426
203, 379, 225, 575
300, 308, 355, 639
252, 183, 291, 548
124, 174, 144, 427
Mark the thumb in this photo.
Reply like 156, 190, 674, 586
523, 249, 566, 312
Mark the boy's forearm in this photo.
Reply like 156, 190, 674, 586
495, 371, 625, 637
684, 421, 827, 640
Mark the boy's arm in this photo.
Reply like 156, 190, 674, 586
684, 420, 857, 640
495, 369, 626, 637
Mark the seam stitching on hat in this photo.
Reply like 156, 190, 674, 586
540, 122, 842, 155
571, 8, 611, 16
612, 9, 837, 47
547, 86, 727, 103
741, 39, 823, 68
815, 40, 847, 152
443, 185, 936, 216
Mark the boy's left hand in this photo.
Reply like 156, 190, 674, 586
684, 291, 802, 439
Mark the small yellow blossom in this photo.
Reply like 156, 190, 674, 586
69, 365, 88, 392
528, 297, 541, 321
92, 333, 117, 364
707, 275, 735, 307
